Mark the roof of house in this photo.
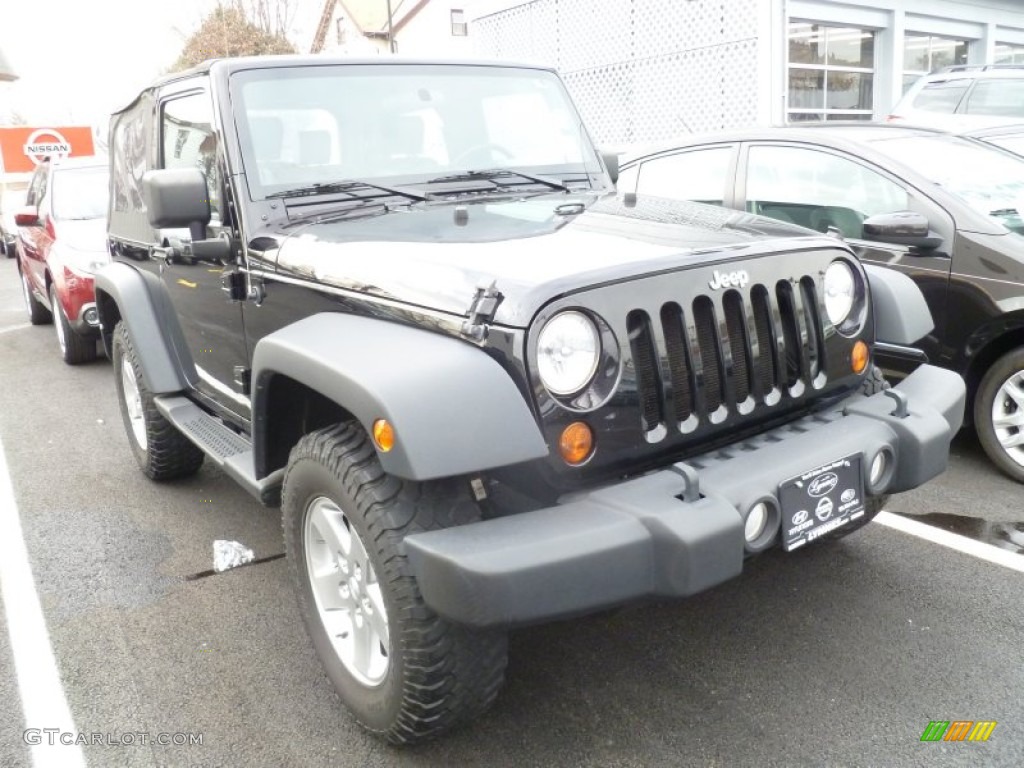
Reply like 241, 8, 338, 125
333, 0, 431, 38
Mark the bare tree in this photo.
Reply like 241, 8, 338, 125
172, 0, 296, 72
240, 0, 295, 39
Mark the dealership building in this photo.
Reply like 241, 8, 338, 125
467, 0, 1024, 145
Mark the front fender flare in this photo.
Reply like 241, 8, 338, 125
864, 264, 933, 346
251, 313, 549, 481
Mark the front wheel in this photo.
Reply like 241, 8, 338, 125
975, 348, 1024, 483
282, 422, 508, 745
112, 321, 204, 480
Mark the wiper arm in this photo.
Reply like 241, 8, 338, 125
426, 168, 569, 193
266, 179, 426, 202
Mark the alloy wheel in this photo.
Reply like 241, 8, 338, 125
991, 370, 1024, 468
304, 496, 389, 686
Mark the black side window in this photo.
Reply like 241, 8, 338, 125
25, 165, 47, 207
963, 79, 1024, 117
161, 92, 220, 220
635, 147, 732, 206
911, 80, 970, 113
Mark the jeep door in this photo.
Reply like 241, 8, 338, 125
736, 141, 955, 378
155, 86, 251, 423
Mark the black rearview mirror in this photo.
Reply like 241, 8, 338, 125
862, 211, 943, 250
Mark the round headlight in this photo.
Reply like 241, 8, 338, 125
823, 260, 856, 327
537, 311, 600, 396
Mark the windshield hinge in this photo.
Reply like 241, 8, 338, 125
461, 281, 503, 341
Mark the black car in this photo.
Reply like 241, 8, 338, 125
98, 57, 962, 744
620, 124, 1024, 482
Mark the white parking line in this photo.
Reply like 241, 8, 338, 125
875, 510, 1024, 574
0, 323, 31, 335
0, 436, 87, 768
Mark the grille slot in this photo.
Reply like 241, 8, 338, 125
626, 274, 827, 436
693, 297, 723, 412
627, 310, 662, 431
776, 281, 802, 388
751, 285, 777, 394
661, 303, 693, 421
801, 277, 826, 377
723, 290, 751, 403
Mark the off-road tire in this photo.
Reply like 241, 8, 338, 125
112, 321, 204, 480
20, 266, 51, 325
974, 347, 1024, 483
823, 365, 890, 540
282, 421, 508, 745
50, 284, 97, 365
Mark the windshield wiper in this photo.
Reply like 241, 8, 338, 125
426, 168, 570, 193
266, 179, 426, 202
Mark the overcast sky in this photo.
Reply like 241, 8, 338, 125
0, 0, 325, 127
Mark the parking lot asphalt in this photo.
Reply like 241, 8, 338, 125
1, 256, 1023, 767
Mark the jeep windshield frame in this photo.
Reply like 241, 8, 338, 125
227, 62, 610, 203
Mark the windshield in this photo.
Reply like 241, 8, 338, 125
869, 135, 1024, 234
51, 167, 109, 220
230, 64, 605, 199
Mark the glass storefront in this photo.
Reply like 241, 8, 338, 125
788, 23, 875, 122
902, 34, 969, 92
995, 43, 1024, 64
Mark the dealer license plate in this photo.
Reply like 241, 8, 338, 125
778, 454, 865, 552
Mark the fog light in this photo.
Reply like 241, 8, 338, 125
851, 340, 869, 374
84, 307, 99, 326
744, 502, 768, 543
870, 451, 888, 486
559, 421, 594, 465
372, 419, 395, 452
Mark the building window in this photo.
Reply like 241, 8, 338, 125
451, 9, 467, 36
995, 43, 1024, 64
902, 34, 968, 93
335, 17, 346, 45
787, 22, 875, 122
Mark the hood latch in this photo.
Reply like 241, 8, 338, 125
461, 281, 504, 342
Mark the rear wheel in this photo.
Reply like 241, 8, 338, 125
50, 284, 97, 365
112, 321, 204, 480
20, 267, 51, 325
283, 422, 508, 745
975, 347, 1024, 483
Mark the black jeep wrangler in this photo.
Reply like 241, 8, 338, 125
99, 56, 965, 744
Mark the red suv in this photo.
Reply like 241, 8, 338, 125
15, 156, 110, 364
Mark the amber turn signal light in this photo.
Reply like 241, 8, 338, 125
372, 419, 395, 452
851, 340, 869, 374
559, 421, 594, 465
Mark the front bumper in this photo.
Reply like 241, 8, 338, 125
404, 364, 965, 628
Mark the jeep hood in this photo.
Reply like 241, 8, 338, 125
272, 195, 832, 327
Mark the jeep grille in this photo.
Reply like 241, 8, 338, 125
627, 276, 826, 436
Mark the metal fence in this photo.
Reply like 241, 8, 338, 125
473, 0, 760, 146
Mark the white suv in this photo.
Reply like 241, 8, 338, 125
888, 64, 1024, 131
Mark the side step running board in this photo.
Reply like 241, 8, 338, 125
154, 395, 284, 506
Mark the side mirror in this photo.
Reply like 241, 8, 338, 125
142, 168, 211, 242
862, 211, 943, 250
14, 206, 39, 227
600, 150, 619, 185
